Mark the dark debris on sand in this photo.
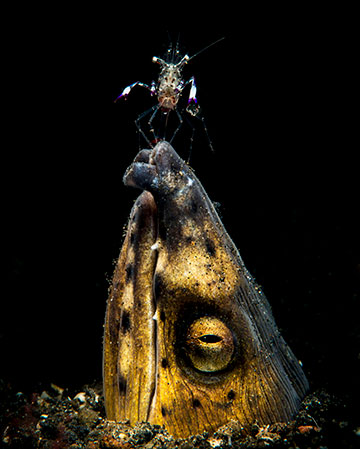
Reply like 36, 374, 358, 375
1, 379, 358, 448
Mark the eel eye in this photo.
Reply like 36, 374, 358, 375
199, 334, 222, 343
185, 317, 234, 372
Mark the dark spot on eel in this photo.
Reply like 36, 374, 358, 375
186, 236, 194, 245
161, 358, 169, 368
227, 390, 235, 401
190, 199, 198, 214
205, 237, 216, 257
193, 399, 201, 408
121, 310, 130, 333
119, 375, 127, 394
125, 264, 133, 283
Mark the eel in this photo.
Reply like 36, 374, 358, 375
103, 141, 309, 438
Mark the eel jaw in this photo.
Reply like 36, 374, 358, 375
103, 189, 159, 424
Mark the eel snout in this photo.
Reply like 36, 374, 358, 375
123, 141, 183, 192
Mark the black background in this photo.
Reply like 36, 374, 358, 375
2, 13, 359, 422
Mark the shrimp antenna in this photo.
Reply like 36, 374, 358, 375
187, 36, 225, 63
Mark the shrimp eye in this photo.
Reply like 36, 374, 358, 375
185, 317, 234, 372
